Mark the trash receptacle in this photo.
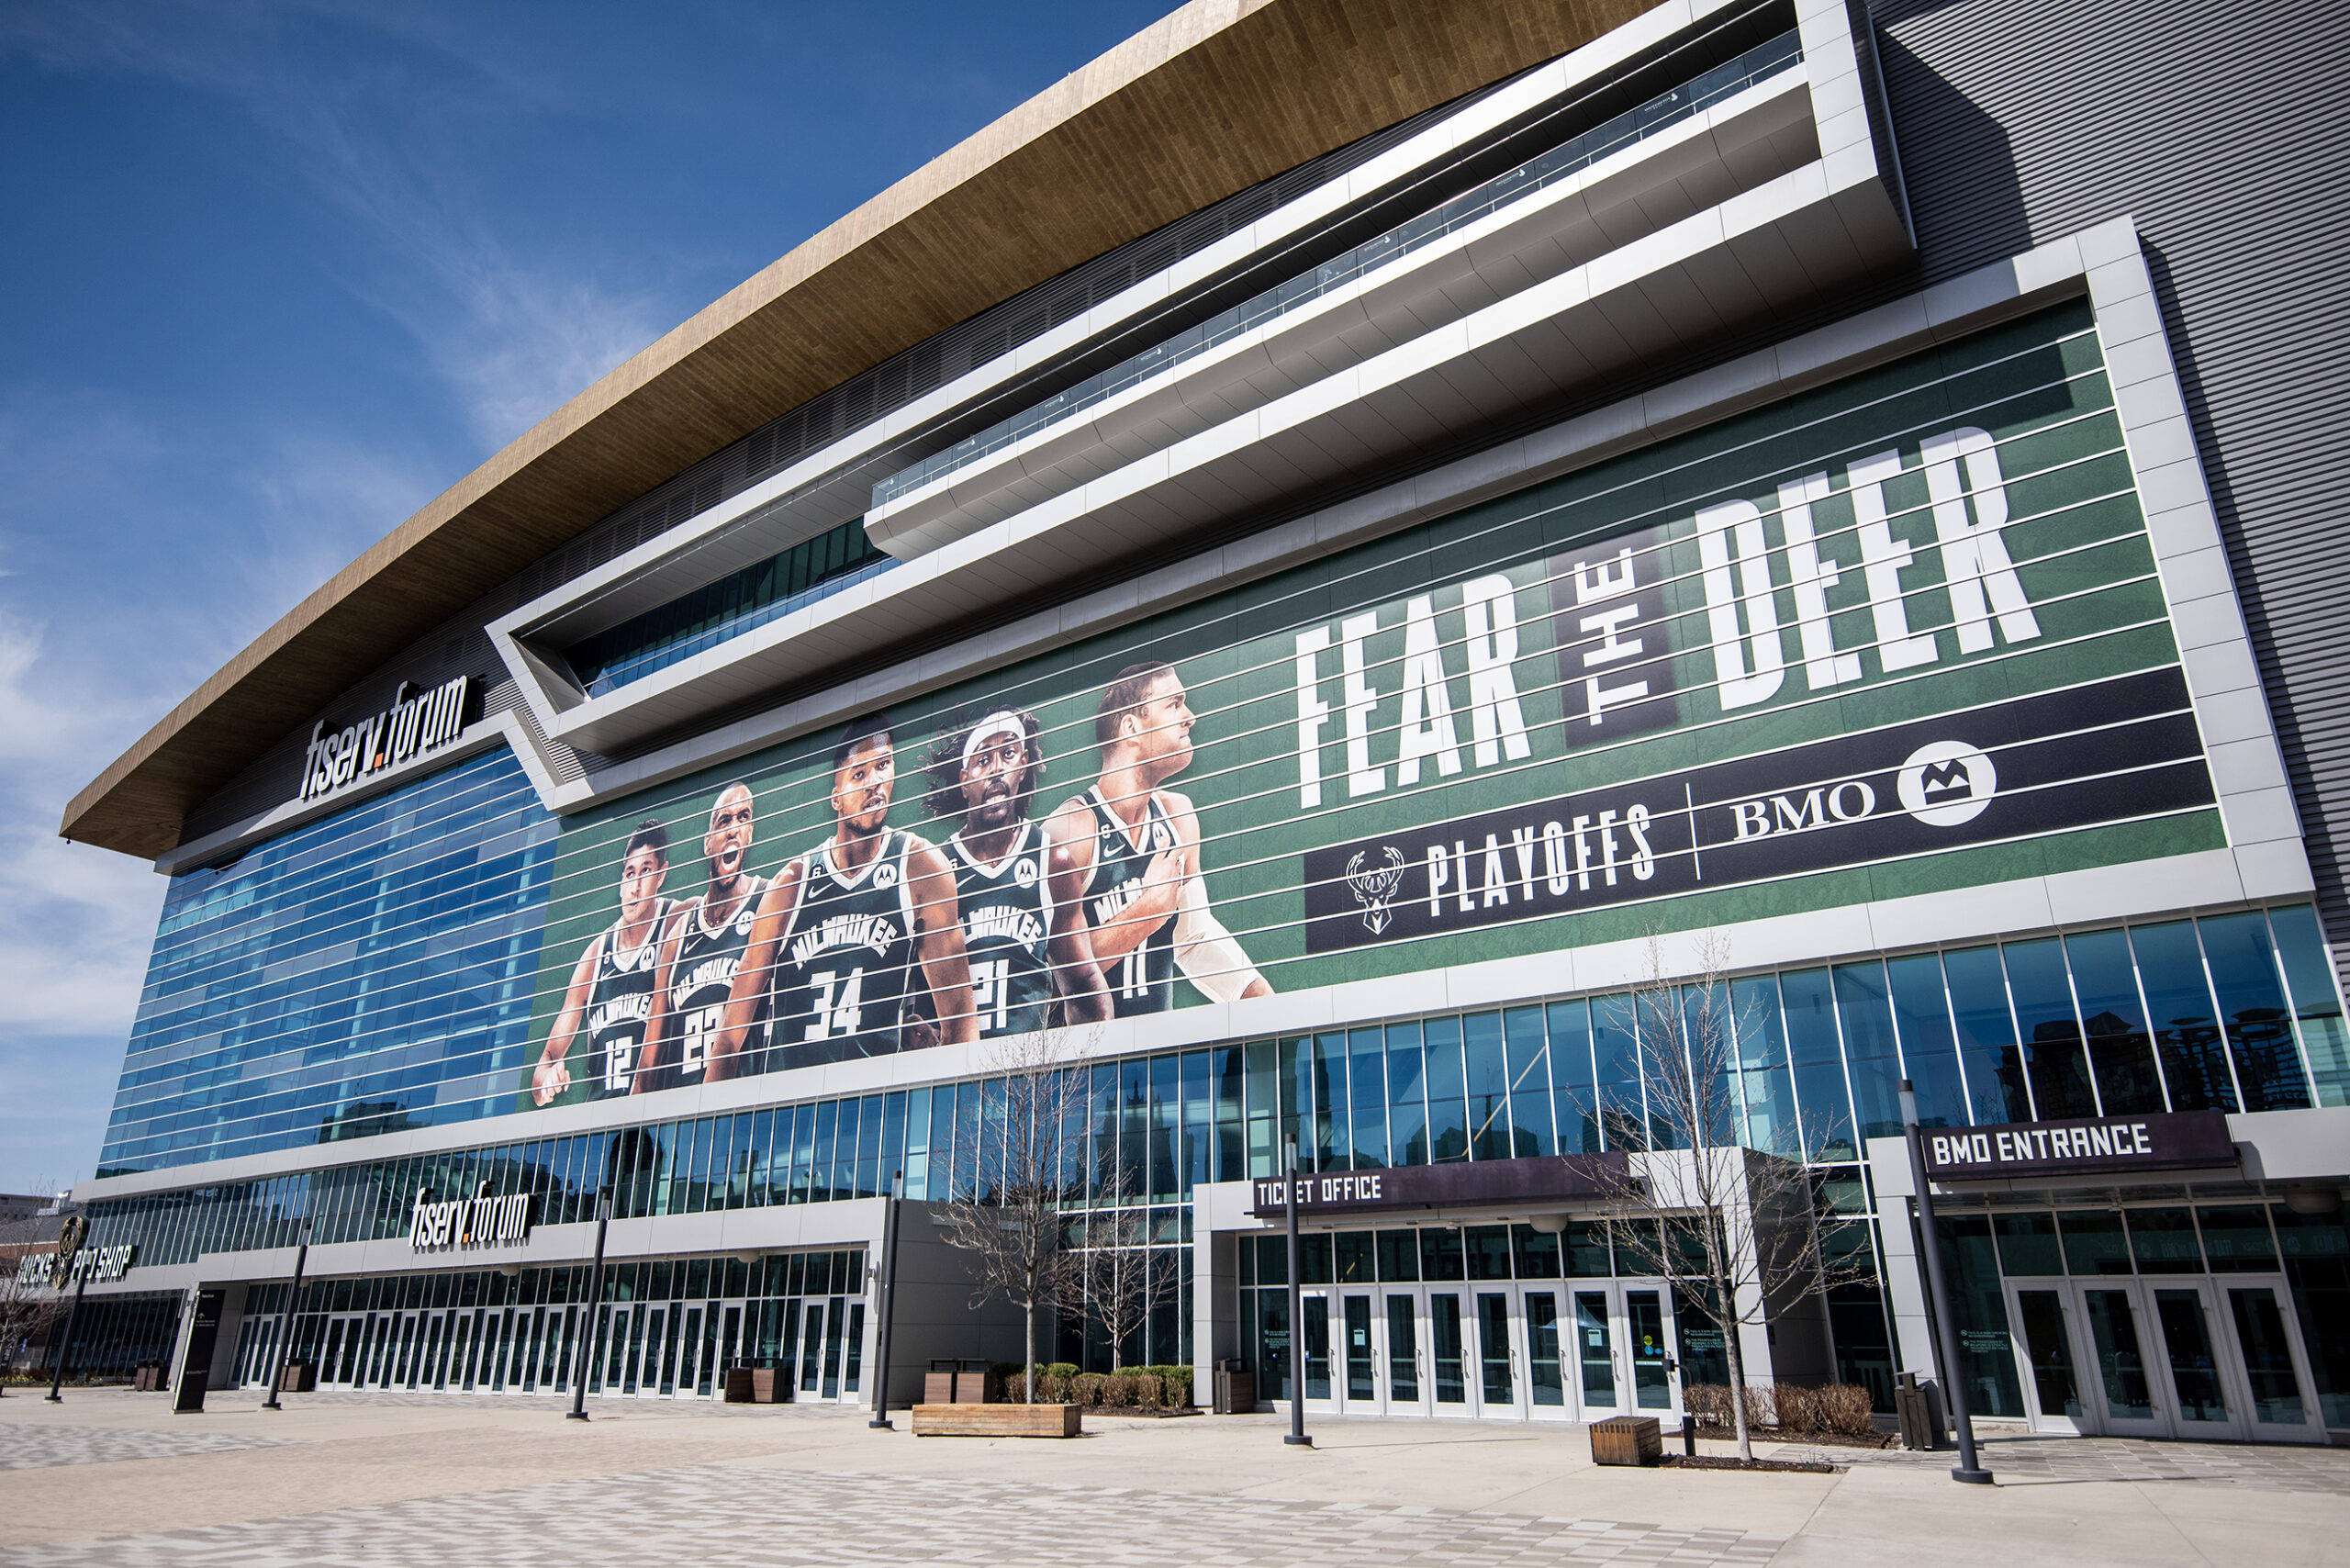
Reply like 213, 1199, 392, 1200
1896, 1372, 1948, 1450
1212, 1358, 1254, 1415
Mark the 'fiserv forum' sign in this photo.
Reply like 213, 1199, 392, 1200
297, 676, 472, 805
1923, 1110, 2237, 1182
408, 1184, 533, 1252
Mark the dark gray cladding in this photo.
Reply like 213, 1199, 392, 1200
1874, 0, 2350, 953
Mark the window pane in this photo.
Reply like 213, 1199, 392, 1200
1885, 954, 1966, 1126
1591, 995, 1645, 1152
1311, 1033, 1348, 1173
2128, 1208, 2202, 1273
1778, 969, 1853, 1160
2058, 1211, 2132, 1275
1344, 1031, 1386, 1170
1386, 1021, 1428, 1168
2199, 912, 2311, 1111
2004, 939, 2094, 1118
1466, 1225, 1513, 1281
1729, 977, 1798, 1156
2269, 906, 2350, 1107
1944, 946, 2031, 1123
2063, 929, 2165, 1114
2132, 922, 2235, 1111
1425, 1016, 1468, 1162
1547, 999, 1600, 1155
1993, 1212, 2064, 1276
2195, 1205, 2277, 1272
1504, 1006, 1553, 1156
1833, 962, 1904, 1143
1463, 1013, 1510, 1160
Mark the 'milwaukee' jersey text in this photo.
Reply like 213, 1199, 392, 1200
771, 833, 922, 1064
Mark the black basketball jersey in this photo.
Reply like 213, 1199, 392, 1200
583, 901, 668, 1099
665, 877, 766, 1087
770, 832, 922, 1066
948, 822, 1056, 1038
1083, 788, 1178, 1015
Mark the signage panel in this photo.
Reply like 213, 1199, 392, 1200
519, 301, 2224, 1107
1921, 1110, 2237, 1182
1246, 1153, 1629, 1217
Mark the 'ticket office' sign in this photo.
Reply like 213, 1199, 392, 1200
1248, 1153, 1627, 1217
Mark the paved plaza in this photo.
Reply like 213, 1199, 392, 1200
0, 1391, 2342, 1566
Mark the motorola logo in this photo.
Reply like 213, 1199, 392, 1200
1897, 740, 1998, 826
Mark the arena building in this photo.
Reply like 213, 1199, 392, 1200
42, 0, 2350, 1442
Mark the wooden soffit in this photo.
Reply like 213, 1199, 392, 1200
64, 0, 1650, 860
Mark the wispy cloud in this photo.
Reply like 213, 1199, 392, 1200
3, 0, 669, 449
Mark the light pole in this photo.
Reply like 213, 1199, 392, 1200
870, 1170, 902, 1429
1283, 1135, 1311, 1448
567, 1190, 612, 1422
43, 1268, 88, 1404
1900, 1080, 1993, 1484
261, 1217, 313, 1411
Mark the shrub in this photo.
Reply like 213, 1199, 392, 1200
1816, 1383, 1876, 1436
1741, 1383, 1776, 1429
1101, 1372, 1139, 1408
1131, 1372, 1164, 1408
1069, 1372, 1105, 1406
1773, 1383, 1819, 1435
1683, 1383, 1732, 1427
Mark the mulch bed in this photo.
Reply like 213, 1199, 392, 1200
1661, 1454, 1841, 1473
1687, 1424, 1897, 1450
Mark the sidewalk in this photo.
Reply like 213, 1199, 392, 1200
0, 1388, 2343, 1564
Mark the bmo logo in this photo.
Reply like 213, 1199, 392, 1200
1898, 740, 1998, 827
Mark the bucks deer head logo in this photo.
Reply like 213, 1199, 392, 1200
1344, 846, 1407, 935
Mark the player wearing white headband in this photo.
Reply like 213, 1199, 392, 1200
711, 714, 976, 1071
911, 708, 1109, 1042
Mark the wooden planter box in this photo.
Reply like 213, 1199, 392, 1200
1591, 1416, 1662, 1467
725, 1367, 791, 1403
276, 1362, 318, 1393
912, 1403, 1080, 1439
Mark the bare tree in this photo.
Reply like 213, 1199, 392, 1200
0, 1197, 67, 1396
937, 1030, 1090, 1404
1583, 933, 1874, 1463
1060, 1158, 1179, 1372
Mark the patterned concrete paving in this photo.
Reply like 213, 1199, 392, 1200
0, 1462, 1787, 1567
0, 1422, 307, 1472
1769, 1431, 2350, 1495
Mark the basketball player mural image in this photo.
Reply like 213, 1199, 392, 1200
1047, 662, 1271, 1014
636, 782, 767, 1092
916, 709, 1111, 1038
713, 717, 977, 1070
530, 820, 672, 1104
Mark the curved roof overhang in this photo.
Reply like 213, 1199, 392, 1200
62, 0, 1647, 861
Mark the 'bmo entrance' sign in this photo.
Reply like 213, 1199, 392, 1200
1923, 1110, 2237, 1182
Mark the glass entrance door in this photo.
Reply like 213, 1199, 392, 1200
1383, 1293, 1428, 1417
1518, 1288, 1571, 1420
1472, 1290, 1522, 1419
1338, 1294, 1379, 1414
2007, 1276, 2322, 1441
1298, 1292, 1336, 1411
1564, 1283, 1678, 1420
1426, 1290, 1473, 1417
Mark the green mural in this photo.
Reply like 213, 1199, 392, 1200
518, 298, 2219, 1109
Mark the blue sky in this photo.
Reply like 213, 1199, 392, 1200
0, 0, 1178, 1195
